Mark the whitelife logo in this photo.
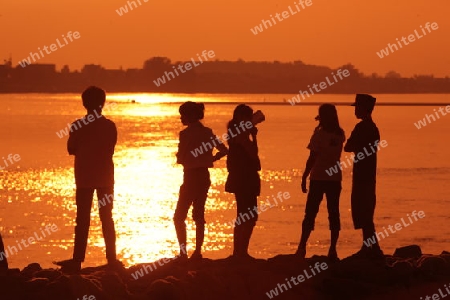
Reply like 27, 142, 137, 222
190, 120, 253, 158
0, 153, 21, 170
266, 262, 328, 298
287, 69, 350, 106
18, 31, 81, 68
0, 224, 59, 262
413, 105, 450, 129
115, 0, 149, 16
250, 0, 313, 35
363, 210, 425, 247
227, 192, 291, 228
55, 102, 117, 139
153, 50, 216, 87
376, 22, 439, 59
325, 140, 388, 176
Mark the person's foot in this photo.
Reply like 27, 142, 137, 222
229, 253, 257, 262
189, 250, 203, 261
327, 248, 339, 262
173, 253, 188, 263
349, 246, 384, 260
107, 259, 125, 270
349, 247, 370, 259
295, 246, 306, 258
53, 259, 81, 273
368, 246, 385, 260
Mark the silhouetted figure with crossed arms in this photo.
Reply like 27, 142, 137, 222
55, 86, 119, 272
344, 94, 383, 259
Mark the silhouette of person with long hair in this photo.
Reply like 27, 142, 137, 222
344, 94, 383, 259
55, 86, 119, 272
0, 233, 7, 273
174, 101, 228, 260
225, 104, 261, 260
296, 104, 345, 261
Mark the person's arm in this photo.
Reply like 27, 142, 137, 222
67, 124, 77, 155
344, 125, 360, 153
176, 131, 186, 165
301, 151, 318, 193
212, 135, 228, 161
110, 123, 118, 155
235, 126, 259, 161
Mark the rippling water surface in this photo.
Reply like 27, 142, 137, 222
0, 93, 449, 268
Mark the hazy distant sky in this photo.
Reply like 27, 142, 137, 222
1, 0, 449, 77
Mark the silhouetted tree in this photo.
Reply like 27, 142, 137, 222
143, 57, 171, 72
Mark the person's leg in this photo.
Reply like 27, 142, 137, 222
297, 181, 324, 257
240, 195, 257, 257
174, 173, 193, 257
73, 187, 95, 262
191, 169, 211, 259
325, 181, 342, 259
97, 187, 116, 263
362, 183, 382, 256
233, 192, 258, 258
351, 182, 366, 253
352, 182, 382, 257
233, 193, 244, 257
0, 233, 8, 270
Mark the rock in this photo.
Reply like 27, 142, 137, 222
147, 278, 182, 300
393, 245, 422, 259
68, 274, 103, 299
21, 263, 42, 280
99, 272, 130, 300
25, 277, 50, 292
417, 255, 449, 277
4, 247, 450, 300
34, 269, 62, 281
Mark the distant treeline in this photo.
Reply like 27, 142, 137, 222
0, 57, 449, 93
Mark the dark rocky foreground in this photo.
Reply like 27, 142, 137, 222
2, 245, 450, 300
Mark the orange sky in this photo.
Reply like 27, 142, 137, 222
1, 0, 449, 77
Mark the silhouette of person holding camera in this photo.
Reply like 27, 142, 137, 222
225, 104, 264, 260
55, 86, 119, 272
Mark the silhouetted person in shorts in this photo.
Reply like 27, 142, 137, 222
55, 86, 119, 272
225, 104, 261, 260
174, 102, 228, 260
344, 94, 383, 259
0, 233, 7, 272
296, 104, 345, 261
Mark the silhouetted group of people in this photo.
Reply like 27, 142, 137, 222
1, 87, 383, 274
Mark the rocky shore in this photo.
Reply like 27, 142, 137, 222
2, 245, 450, 300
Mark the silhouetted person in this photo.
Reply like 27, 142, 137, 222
296, 104, 345, 261
174, 102, 228, 260
0, 233, 7, 272
225, 104, 261, 260
55, 86, 119, 272
344, 94, 383, 259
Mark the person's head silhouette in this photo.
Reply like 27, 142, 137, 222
232, 104, 253, 123
316, 103, 343, 135
351, 94, 376, 120
179, 101, 204, 125
82, 86, 106, 113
